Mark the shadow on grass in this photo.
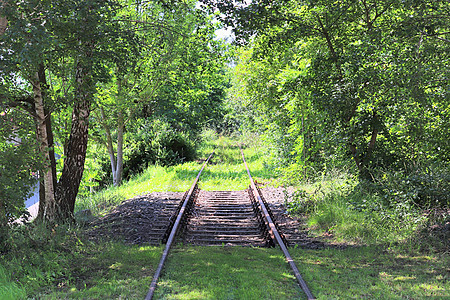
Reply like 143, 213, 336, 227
155, 246, 303, 299
292, 246, 449, 299
154, 245, 449, 299
30, 242, 163, 299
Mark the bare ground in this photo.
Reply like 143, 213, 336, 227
84, 188, 344, 249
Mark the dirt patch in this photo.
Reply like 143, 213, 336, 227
86, 192, 184, 245
85, 188, 346, 249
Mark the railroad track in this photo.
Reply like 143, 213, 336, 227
145, 149, 315, 300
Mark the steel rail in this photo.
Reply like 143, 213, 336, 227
145, 151, 214, 300
241, 148, 315, 300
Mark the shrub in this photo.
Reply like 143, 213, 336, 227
0, 141, 38, 252
123, 119, 196, 180
367, 164, 450, 208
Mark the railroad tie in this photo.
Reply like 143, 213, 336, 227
183, 190, 269, 246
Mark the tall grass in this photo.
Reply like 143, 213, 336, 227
287, 169, 428, 245
0, 264, 27, 299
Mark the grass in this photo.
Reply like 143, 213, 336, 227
153, 246, 303, 299
0, 265, 26, 300
291, 246, 449, 299
30, 242, 162, 299
2, 133, 449, 299
152, 246, 449, 299
76, 135, 277, 215
3, 234, 448, 299
1, 224, 163, 299
284, 169, 436, 246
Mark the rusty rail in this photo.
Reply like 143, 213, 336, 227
241, 148, 315, 300
145, 151, 214, 300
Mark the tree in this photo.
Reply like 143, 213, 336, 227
215, 0, 449, 178
91, 0, 230, 186
0, 0, 137, 221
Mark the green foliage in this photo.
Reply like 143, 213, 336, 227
285, 169, 447, 246
0, 108, 41, 251
369, 165, 450, 208
0, 265, 26, 300
0, 140, 37, 219
88, 116, 199, 192
123, 119, 196, 178
76, 143, 108, 198
223, 0, 449, 188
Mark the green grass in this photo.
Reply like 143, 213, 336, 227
151, 245, 449, 299
76, 135, 277, 215
3, 234, 448, 299
1, 225, 163, 299
2, 133, 448, 299
291, 246, 449, 299
0, 265, 26, 300
30, 243, 162, 299
154, 246, 303, 299
284, 170, 433, 246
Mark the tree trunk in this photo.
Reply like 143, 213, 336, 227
55, 60, 93, 220
31, 71, 57, 222
100, 106, 118, 185
0, 8, 11, 231
99, 84, 126, 187
115, 110, 125, 186
36, 67, 58, 222
0, 15, 7, 35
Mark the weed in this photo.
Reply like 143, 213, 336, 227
0, 265, 26, 299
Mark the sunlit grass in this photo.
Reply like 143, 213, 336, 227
154, 246, 303, 299
76, 135, 278, 215
4, 133, 449, 299
151, 245, 449, 300
291, 246, 450, 299
0, 265, 26, 300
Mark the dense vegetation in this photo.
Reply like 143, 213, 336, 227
0, 137, 448, 298
0, 0, 229, 227
0, 0, 448, 298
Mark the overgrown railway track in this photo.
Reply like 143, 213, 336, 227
145, 150, 315, 300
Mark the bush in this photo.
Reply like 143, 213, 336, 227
123, 119, 196, 180
367, 164, 450, 208
0, 141, 38, 252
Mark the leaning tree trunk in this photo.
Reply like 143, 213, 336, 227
36, 66, 58, 222
99, 106, 125, 187
99, 104, 125, 187
31, 71, 57, 222
55, 60, 93, 220
100, 106, 118, 186
0, 15, 7, 35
